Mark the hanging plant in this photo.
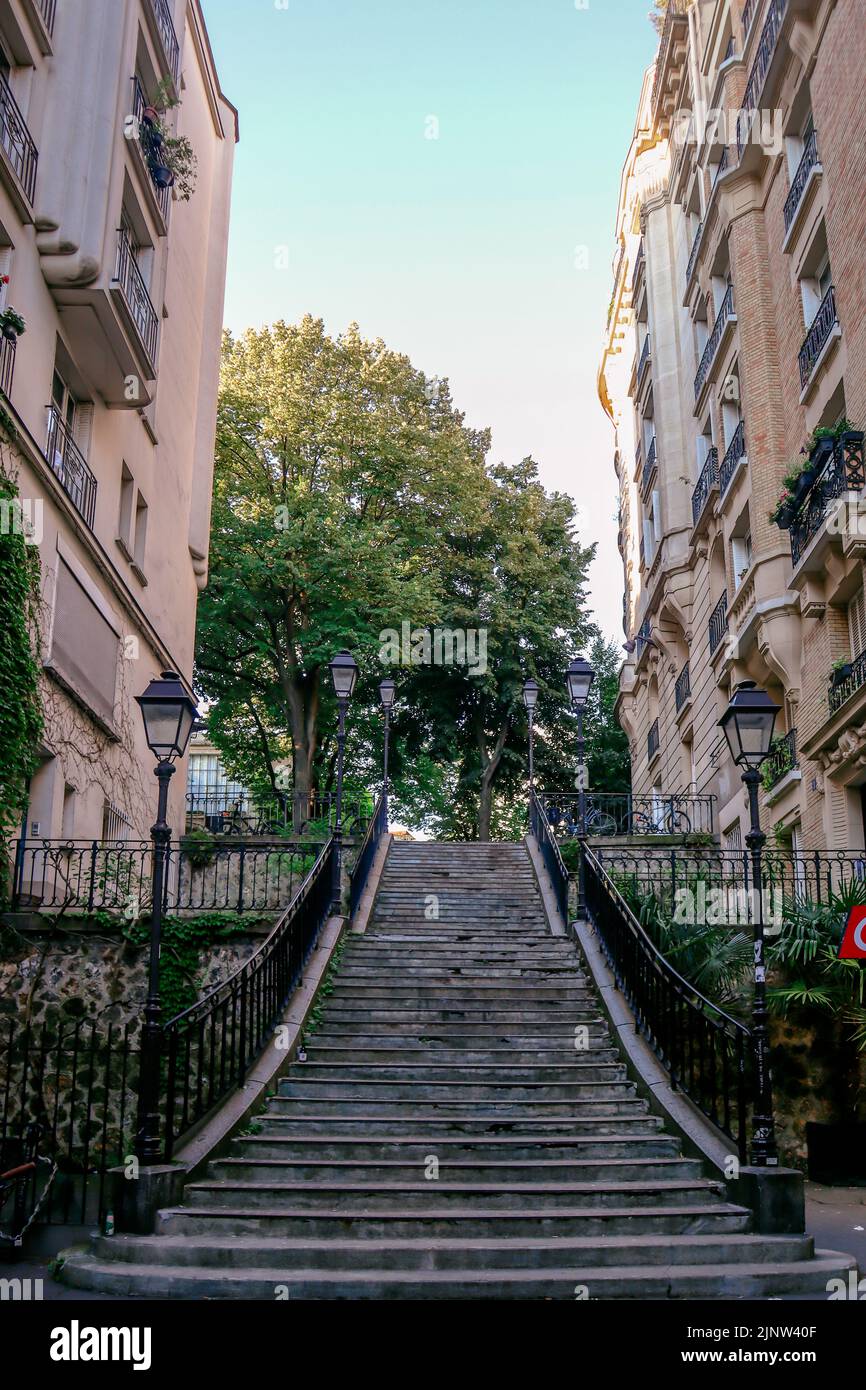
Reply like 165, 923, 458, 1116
0, 307, 26, 341
139, 77, 198, 202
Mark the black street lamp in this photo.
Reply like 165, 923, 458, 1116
328, 650, 359, 912
522, 678, 539, 792
567, 657, 595, 911
379, 677, 396, 823
134, 670, 198, 1164
719, 679, 781, 1168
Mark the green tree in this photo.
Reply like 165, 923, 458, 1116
583, 634, 631, 794
195, 317, 489, 829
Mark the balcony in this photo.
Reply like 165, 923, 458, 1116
788, 430, 865, 568
0, 333, 16, 398
798, 285, 840, 394
647, 718, 660, 764
675, 661, 691, 713
684, 221, 704, 296
736, 0, 787, 159
131, 76, 172, 226
45, 404, 98, 530
708, 591, 729, 656
0, 69, 38, 212
711, 147, 729, 193
694, 284, 735, 404
762, 728, 798, 791
692, 447, 719, 527
145, 0, 180, 83
39, 0, 56, 35
783, 129, 821, 240
719, 420, 747, 499
830, 650, 866, 717
741, 0, 759, 40
637, 333, 652, 388
636, 617, 652, 662
651, 0, 690, 133
642, 436, 657, 495
112, 228, 159, 373
631, 239, 645, 296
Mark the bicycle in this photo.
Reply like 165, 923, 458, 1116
544, 801, 618, 838
0, 1123, 57, 1249
631, 799, 692, 835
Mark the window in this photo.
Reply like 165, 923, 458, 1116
724, 822, 742, 853
133, 491, 148, 569
731, 531, 752, 588
116, 464, 148, 577
118, 463, 134, 551
848, 587, 866, 660
49, 558, 120, 725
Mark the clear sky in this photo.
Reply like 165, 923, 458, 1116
201, 0, 657, 643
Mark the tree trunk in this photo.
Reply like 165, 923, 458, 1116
286, 670, 320, 831
476, 717, 511, 842
478, 778, 493, 842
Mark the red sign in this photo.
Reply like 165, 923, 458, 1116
839, 907, 866, 959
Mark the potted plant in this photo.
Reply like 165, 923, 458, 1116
0, 307, 26, 341
770, 486, 797, 529
830, 657, 854, 688
139, 77, 198, 202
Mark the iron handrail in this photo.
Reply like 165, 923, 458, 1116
349, 793, 387, 918
529, 790, 569, 923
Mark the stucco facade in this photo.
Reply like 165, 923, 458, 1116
0, 0, 236, 845
599, 0, 866, 853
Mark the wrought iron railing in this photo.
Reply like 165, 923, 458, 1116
762, 728, 798, 789
131, 76, 172, 222
349, 794, 387, 918
39, 0, 57, 36
635, 617, 652, 659
637, 332, 651, 383
708, 590, 729, 655
798, 284, 838, 390
694, 284, 735, 400
541, 792, 716, 838
0, 332, 15, 398
784, 128, 819, 233
583, 846, 750, 1160
789, 430, 864, 566
146, 0, 180, 81
45, 404, 98, 529
642, 436, 657, 494
741, 0, 759, 41
675, 661, 691, 712
10, 839, 321, 914
719, 420, 746, 498
185, 787, 370, 835
162, 838, 334, 1157
113, 227, 159, 367
829, 646, 866, 716
685, 220, 704, 290
631, 239, 645, 294
0, 70, 38, 204
529, 791, 569, 924
712, 147, 730, 191
0, 1018, 137, 1237
647, 719, 660, 764
736, 0, 787, 156
651, 0, 689, 119
692, 447, 719, 524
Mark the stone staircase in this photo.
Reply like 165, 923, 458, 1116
62, 840, 856, 1299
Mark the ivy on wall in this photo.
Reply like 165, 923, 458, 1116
122, 911, 271, 1020
0, 451, 43, 906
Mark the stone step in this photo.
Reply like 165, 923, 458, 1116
280, 1062, 626, 1084
316, 1009, 605, 1024
337, 967, 582, 981
182, 1177, 726, 1212
308, 1020, 607, 1036
206, 1157, 704, 1185
256, 1114, 665, 1137
88, 1231, 813, 1274
153, 1201, 748, 1241
228, 1135, 683, 1161
301, 1046, 619, 1064
275, 1079, 633, 1102
62, 1251, 856, 1300
255, 1097, 652, 1119
327, 986, 595, 1002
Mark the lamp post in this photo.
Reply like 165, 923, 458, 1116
379, 677, 396, 823
719, 679, 781, 1167
522, 678, 539, 793
134, 670, 198, 1164
566, 657, 595, 912
328, 650, 359, 913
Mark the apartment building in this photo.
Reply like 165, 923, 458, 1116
0, 0, 236, 845
598, 0, 866, 853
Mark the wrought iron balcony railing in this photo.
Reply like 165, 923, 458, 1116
131, 76, 172, 222
719, 420, 746, 498
0, 70, 38, 205
784, 128, 819, 233
632, 239, 645, 294
146, 0, 180, 81
798, 284, 838, 390
637, 332, 651, 384
39, 0, 57, 35
789, 431, 865, 566
741, 0, 760, 40
829, 647, 866, 716
675, 661, 691, 713
636, 617, 652, 659
694, 285, 735, 401
45, 404, 98, 529
685, 220, 704, 290
708, 591, 729, 655
692, 447, 719, 525
647, 719, 660, 765
762, 728, 798, 789
651, 0, 689, 120
736, 0, 787, 157
712, 147, 730, 191
0, 333, 16, 398
642, 436, 657, 493
541, 791, 716, 838
113, 227, 159, 368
